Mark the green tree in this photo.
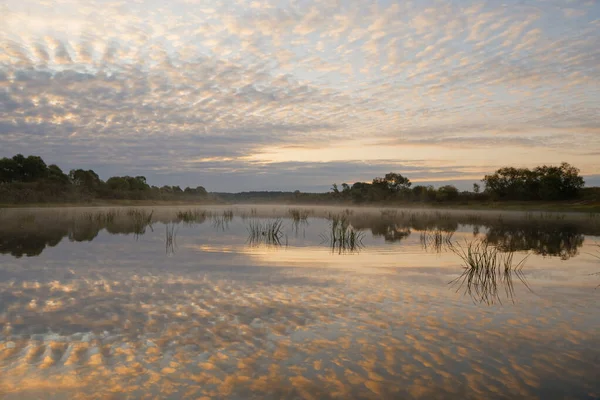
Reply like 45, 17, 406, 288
534, 162, 584, 200
69, 169, 102, 190
21, 155, 48, 182
0, 154, 48, 183
383, 172, 411, 192
0, 157, 17, 183
483, 162, 584, 201
47, 164, 70, 184
373, 173, 411, 193
436, 185, 459, 202
195, 186, 207, 196
412, 185, 431, 201
106, 177, 131, 191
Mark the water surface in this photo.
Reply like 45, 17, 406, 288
0, 206, 599, 399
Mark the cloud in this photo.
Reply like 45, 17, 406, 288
0, 0, 599, 190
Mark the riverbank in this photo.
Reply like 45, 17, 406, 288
1, 198, 599, 213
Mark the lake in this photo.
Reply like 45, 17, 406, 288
0, 206, 599, 399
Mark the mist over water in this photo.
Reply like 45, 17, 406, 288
1, 206, 599, 399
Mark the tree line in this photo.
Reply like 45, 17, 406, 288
329, 163, 587, 203
0, 154, 208, 203
0, 154, 591, 204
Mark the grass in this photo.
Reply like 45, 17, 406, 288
419, 229, 454, 253
81, 210, 118, 224
212, 210, 234, 230
380, 209, 398, 219
464, 213, 482, 224
289, 208, 310, 235
321, 215, 365, 254
165, 223, 177, 255
589, 243, 600, 288
126, 209, 154, 236
288, 208, 310, 222
449, 239, 531, 305
246, 219, 285, 246
176, 209, 208, 224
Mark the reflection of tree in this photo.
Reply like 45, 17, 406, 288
372, 223, 411, 243
0, 228, 67, 258
409, 218, 458, 233
69, 223, 101, 242
351, 219, 411, 243
485, 224, 584, 260
0, 213, 156, 258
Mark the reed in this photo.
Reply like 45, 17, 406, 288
419, 229, 454, 253
127, 209, 154, 235
81, 210, 118, 224
590, 243, 600, 288
449, 240, 530, 305
165, 223, 177, 255
321, 216, 364, 254
246, 219, 285, 246
380, 209, 398, 219
465, 213, 482, 224
288, 208, 310, 222
212, 210, 234, 230
176, 209, 207, 224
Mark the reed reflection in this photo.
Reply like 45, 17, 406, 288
449, 240, 532, 305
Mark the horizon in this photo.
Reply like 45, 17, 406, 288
3, 152, 600, 193
2, 0, 599, 192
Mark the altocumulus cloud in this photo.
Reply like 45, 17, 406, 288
1, 0, 599, 191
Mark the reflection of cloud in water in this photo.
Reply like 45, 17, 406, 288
184, 243, 451, 273
0, 266, 599, 399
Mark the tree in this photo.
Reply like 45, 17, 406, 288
0, 157, 18, 183
383, 172, 411, 192
69, 169, 102, 190
47, 164, 70, 184
411, 185, 437, 202
373, 173, 411, 193
483, 162, 584, 201
195, 186, 208, 196
0, 154, 48, 183
473, 183, 480, 193
436, 185, 459, 201
21, 155, 48, 182
127, 176, 150, 191
106, 177, 130, 191
351, 182, 370, 203
534, 162, 584, 200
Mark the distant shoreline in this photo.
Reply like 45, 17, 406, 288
2, 199, 599, 213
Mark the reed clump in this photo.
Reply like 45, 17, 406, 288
176, 209, 208, 224
165, 223, 177, 254
288, 208, 310, 222
449, 239, 530, 305
81, 210, 118, 224
420, 229, 454, 253
212, 210, 234, 230
322, 215, 364, 254
247, 219, 285, 246
126, 209, 154, 235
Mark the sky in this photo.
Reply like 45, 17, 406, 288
1, 0, 599, 192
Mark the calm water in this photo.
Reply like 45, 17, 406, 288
0, 206, 599, 399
